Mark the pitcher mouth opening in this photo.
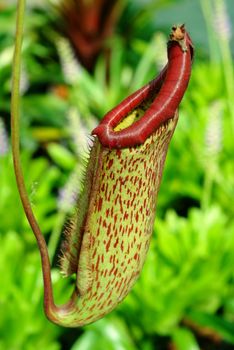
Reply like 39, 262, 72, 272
113, 91, 161, 133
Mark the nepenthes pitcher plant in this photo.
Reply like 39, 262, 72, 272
11, 0, 193, 327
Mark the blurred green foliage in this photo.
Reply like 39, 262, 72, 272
0, 0, 234, 349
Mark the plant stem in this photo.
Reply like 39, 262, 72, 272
201, 162, 214, 212
11, 0, 56, 315
200, 0, 220, 63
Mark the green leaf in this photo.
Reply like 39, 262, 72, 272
71, 318, 137, 350
47, 143, 76, 170
172, 327, 200, 350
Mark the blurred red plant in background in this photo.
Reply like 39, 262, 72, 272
60, 0, 124, 71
